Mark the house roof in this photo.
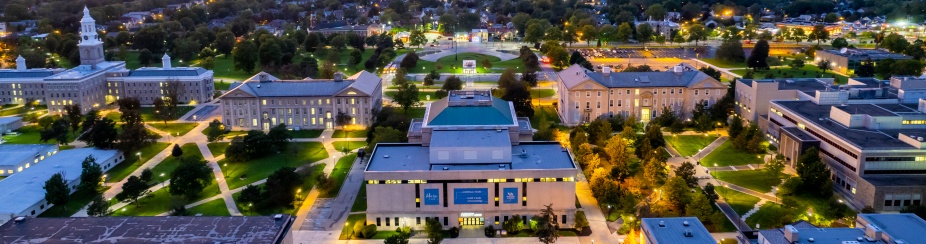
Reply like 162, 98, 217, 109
223, 71, 380, 98
560, 64, 719, 89
0, 70, 57, 79
425, 97, 515, 126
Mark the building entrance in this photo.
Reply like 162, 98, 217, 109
459, 213, 484, 226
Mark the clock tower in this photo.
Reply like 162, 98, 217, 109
77, 6, 105, 66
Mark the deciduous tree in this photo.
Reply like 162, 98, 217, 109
78, 155, 103, 194
44, 173, 70, 208
169, 157, 214, 199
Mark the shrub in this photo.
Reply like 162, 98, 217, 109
449, 226, 459, 238
484, 225, 495, 237
504, 215, 525, 233
396, 226, 412, 238
352, 221, 366, 238
362, 224, 377, 238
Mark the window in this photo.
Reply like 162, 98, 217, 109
395, 217, 399, 226
596, 102, 600, 108
376, 218, 381, 226
626, 89, 630, 94
417, 217, 421, 225
695, 90, 699, 95
617, 100, 622, 107
597, 91, 601, 96
609, 100, 613, 107
610, 90, 613, 95
586, 102, 590, 109
706, 90, 710, 95
562, 215, 567, 224
444, 217, 448, 226
386, 217, 390, 226
679, 89, 683, 94
586, 91, 590, 97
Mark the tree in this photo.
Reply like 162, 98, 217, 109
116, 97, 158, 153
498, 68, 518, 90
716, 38, 745, 63
44, 173, 70, 208
139, 49, 154, 67
238, 185, 263, 208
536, 204, 559, 244
501, 81, 534, 117
233, 40, 259, 73
40, 118, 70, 145
817, 59, 832, 73
766, 154, 786, 175
831, 37, 849, 49
259, 39, 283, 67
645, 4, 667, 20
64, 104, 82, 135
204, 119, 225, 142
663, 177, 691, 211
169, 157, 213, 199
409, 29, 426, 48
790, 28, 806, 43
637, 24, 654, 45
747, 40, 770, 71
644, 157, 668, 188
86, 194, 110, 217
265, 167, 303, 207
425, 217, 444, 244
215, 31, 236, 56
348, 49, 363, 67
855, 59, 875, 77
616, 23, 633, 43
384, 234, 409, 244
78, 155, 103, 194
116, 175, 150, 205
443, 76, 463, 91
574, 212, 589, 230
728, 117, 744, 139
171, 144, 184, 157
399, 51, 419, 70
200, 57, 216, 70
686, 24, 708, 46
140, 168, 153, 183
699, 67, 722, 81
685, 193, 714, 222
504, 215, 525, 233
675, 162, 698, 187
789, 59, 805, 69
808, 24, 830, 45
393, 82, 420, 113
703, 183, 719, 203
796, 147, 832, 197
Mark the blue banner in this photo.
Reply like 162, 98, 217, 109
424, 189, 440, 205
453, 188, 489, 204
503, 188, 519, 204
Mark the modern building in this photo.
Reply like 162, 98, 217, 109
640, 217, 716, 244
0, 215, 293, 243
751, 214, 926, 244
364, 90, 578, 230
816, 49, 911, 75
0, 7, 215, 113
0, 144, 58, 176
0, 148, 123, 224
219, 71, 382, 130
734, 78, 835, 122
557, 64, 728, 126
0, 116, 23, 133
764, 77, 926, 211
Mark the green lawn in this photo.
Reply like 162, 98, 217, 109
351, 183, 367, 212
290, 129, 323, 138
666, 135, 718, 157
340, 213, 368, 239
530, 89, 555, 98
731, 66, 849, 84
146, 122, 198, 137
2, 125, 77, 144
212, 55, 254, 82
139, 106, 196, 122
385, 90, 439, 102
405, 107, 426, 118
39, 187, 110, 217
321, 153, 357, 198
223, 130, 249, 139
700, 58, 748, 68
701, 141, 764, 167
332, 141, 367, 152
219, 142, 328, 189
332, 130, 367, 138
104, 111, 122, 121
713, 170, 786, 193
530, 105, 562, 126
413, 52, 526, 74
745, 202, 788, 229
207, 142, 230, 157
185, 198, 231, 216
215, 80, 233, 90
105, 142, 171, 182
236, 163, 326, 216
0, 105, 46, 117
716, 186, 762, 215
111, 187, 174, 216
148, 143, 204, 183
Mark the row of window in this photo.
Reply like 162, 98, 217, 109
368, 178, 574, 184
865, 156, 926, 162
884, 194, 923, 208
902, 120, 926, 125
583, 88, 703, 97
372, 215, 569, 227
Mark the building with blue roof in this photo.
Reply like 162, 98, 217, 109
365, 90, 577, 230
750, 214, 926, 244
641, 217, 716, 244
0, 144, 58, 176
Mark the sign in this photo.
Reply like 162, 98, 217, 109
453, 188, 488, 204
503, 188, 518, 204
424, 189, 440, 205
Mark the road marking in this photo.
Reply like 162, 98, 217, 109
730, 166, 738, 171
747, 164, 755, 170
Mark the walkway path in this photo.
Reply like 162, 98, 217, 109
291, 130, 360, 232
196, 141, 242, 216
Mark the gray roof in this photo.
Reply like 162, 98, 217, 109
738, 78, 832, 95
773, 100, 921, 149
641, 217, 715, 244
367, 142, 575, 172
0, 148, 119, 216
759, 227, 866, 244
226, 71, 380, 97
45, 62, 124, 80
127, 67, 209, 77
560, 64, 719, 89
0, 116, 22, 124
0, 144, 57, 167
0, 215, 292, 243
0, 70, 55, 79
429, 130, 511, 149
858, 214, 926, 243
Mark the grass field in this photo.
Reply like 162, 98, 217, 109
321, 153, 357, 198
147, 122, 198, 137
700, 58, 748, 68
222, 130, 249, 139
716, 186, 762, 215
219, 142, 328, 189
148, 143, 203, 183
731, 66, 849, 84
111, 187, 173, 216
405, 107, 426, 118
290, 129, 323, 138
384, 90, 439, 102
531, 89, 555, 98
701, 141, 764, 167
332, 130, 367, 138
530, 105, 561, 126
745, 202, 788, 229
332, 141, 367, 152
140, 106, 196, 122
413, 53, 526, 74
39, 187, 110, 217
351, 183, 367, 212
2, 125, 77, 144
105, 142, 171, 182
714, 170, 786, 193
185, 198, 231, 216
666, 135, 718, 157
207, 142, 230, 157
236, 164, 326, 216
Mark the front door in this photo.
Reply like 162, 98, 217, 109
459, 217, 484, 226
641, 108, 651, 123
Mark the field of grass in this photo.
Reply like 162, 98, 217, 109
716, 186, 762, 215
745, 202, 788, 229
207, 142, 230, 157
530, 105, 562, 126
2, 125, 77, 144
332, 141, 367, 152
185, 199, 231, 216
405, 107, 426, 118
290, 129, 323, 138
146, 122, 198, 137
39, 187, 110, 217
0, 105, 46, 117
731, 66, 849, 84
413, 53, 525, 74
351, 183, 367, 212
219, 142, 328, 189
530, 89, 555, 98
701, 141, 764, 167
222, 130, 249, 139
385, 90, 439, 102
321, 153, 357, 198
235, 164, 326, 216
714, 170, 786, 193
332, 130, 367, 138
148, 143, 203, 183
111, 187, 174, 216
140, 106, 196, 122
700, 58, 748, 68
665, 135, 718, 157
340, 213, 368, 239
105, 142, 171, 182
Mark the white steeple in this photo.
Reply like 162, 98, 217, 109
16, 55, 26, 71
77, 6, 105, 66
79, 6, 100, 45
162, 53, 172, 68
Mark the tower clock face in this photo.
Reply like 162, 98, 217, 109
84, 36, 89, 40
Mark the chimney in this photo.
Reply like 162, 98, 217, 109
674, 65, 683, 74
162, 53, 172, 68
16, 55, 26, 71
784, 225, 800, 243
259, 73, 270, 82
603, 67, 611, 77
334, 72, 344, 81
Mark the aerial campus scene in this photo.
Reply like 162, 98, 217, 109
1, 0, 926, 243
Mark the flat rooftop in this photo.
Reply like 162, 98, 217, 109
0, 144, 56, 167
367, 142, 575, 172
858, 213, 926, 242
127, 67, 210, 77
45, 62, 124, 80
774, 100, 921, 149
835, 104, 898, 116
0, 148, 118, 215
822, 49, 911, 59
759, 227, 866, 244
0, 215, 292, 243
780, 127, 818, 142
0, 116, 21, 124
642, 217, 715, 244
738, 78, 831, 95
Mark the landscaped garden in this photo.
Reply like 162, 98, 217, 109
413, 52, 525, 74
715, 186, 761, 215
146, 122, 198, 137
105, 142, 171, 182
332, 130, 367, 138
219, 142, 328, 189
701, 141, 764, 167
713, 170, 787, 193
320, 153, 357, 198
665, 135, 718, 157
332, 141, 367, 152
